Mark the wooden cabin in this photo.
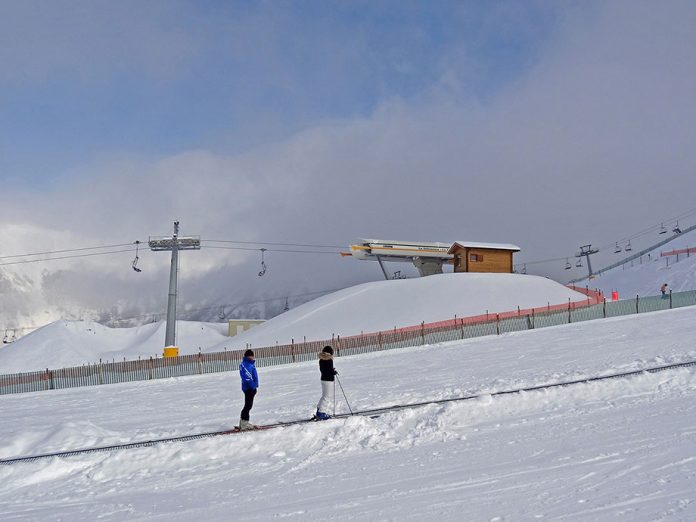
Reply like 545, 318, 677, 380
447, 241, 520, 274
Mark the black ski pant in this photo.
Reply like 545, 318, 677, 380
241, 389, 257, 421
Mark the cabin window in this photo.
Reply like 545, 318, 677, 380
470, 254, 483, 262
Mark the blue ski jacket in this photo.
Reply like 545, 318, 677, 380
239, 357, 259, 392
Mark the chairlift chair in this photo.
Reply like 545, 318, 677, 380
625, 241, 632, 252
521, 264, 527, 274
218, 306, 226, 320
2, 330, 8, 344
564, 259, 571, 270
659, 223, 667, 234
614, 243, 622, 254
673, 221, 682, 234
258, 248, 267, 277
132, 240, 142, 273
576, 258, 583, 268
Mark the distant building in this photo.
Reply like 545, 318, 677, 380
447, 242, 520, 274
345, 238, 522, 278
228, 319, 265, 337
346, 238, 453, 277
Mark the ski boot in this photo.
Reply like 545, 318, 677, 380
238, 419, 256, 431
313, 409, 331, 421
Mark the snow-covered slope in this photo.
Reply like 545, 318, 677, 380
0, 321, 229, 373
214, 272, 586, 349
0, 272, 585, 373
1, 305, 695, 520
578, 228, 696, 298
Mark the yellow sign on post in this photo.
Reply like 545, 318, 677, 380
163, 346, 179, 358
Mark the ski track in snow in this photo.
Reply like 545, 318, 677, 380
1, 307, 696, 520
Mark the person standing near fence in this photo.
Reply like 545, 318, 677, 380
315, 345, 337, 420
661, 283, 669, 299
238, 349, 259, 430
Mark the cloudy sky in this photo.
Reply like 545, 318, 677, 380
1, 1, 696, 330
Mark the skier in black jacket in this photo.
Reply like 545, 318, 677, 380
315, 345, 337, 420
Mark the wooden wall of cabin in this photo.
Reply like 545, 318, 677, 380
466, 248, 513, 273
451, 247, 515, 273
452, 248, 467, 272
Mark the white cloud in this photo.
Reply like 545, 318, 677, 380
2, 1, 696, 329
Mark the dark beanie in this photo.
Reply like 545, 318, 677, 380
322, 346, 333, 355
244, 349, 254, 358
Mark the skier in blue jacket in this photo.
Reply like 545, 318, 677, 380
239, 349, 259, 430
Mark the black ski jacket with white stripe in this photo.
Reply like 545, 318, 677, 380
319, 353, 336, 382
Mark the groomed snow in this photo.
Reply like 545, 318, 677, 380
0, 321, 229, 374
216, 272, 587, 349
0, 272, 586, 373
1, 305, 695, 520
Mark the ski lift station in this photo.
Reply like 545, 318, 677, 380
343, 239, 520, 278
228, 319, 265, 337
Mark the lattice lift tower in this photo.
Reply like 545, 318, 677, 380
148, 221, 200, 355
575, 244, 599, 280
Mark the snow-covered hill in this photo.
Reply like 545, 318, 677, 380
577, 228, 696, 298
1, 304, 695, 520
0, 320, 229, 374
0, 272, 586, 373
213, 272, 586, 349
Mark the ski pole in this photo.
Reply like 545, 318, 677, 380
333, 380, 336, 417
335, 375, 353, 415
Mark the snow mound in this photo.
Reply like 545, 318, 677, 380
1, 273, 586, 373
0, 320, 229, 373
213, 272, 587, 349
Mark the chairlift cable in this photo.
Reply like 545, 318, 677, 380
0, 242, 137, 260
601, 206, 696, 247
0, 248, 139, 267
520, 205, 696, 268
202, 245, 342, 255
202, 239, 345, 249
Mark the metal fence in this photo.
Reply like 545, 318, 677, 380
2, 289, 695, 396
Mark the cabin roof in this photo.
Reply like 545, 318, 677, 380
448, 241, 521, 254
